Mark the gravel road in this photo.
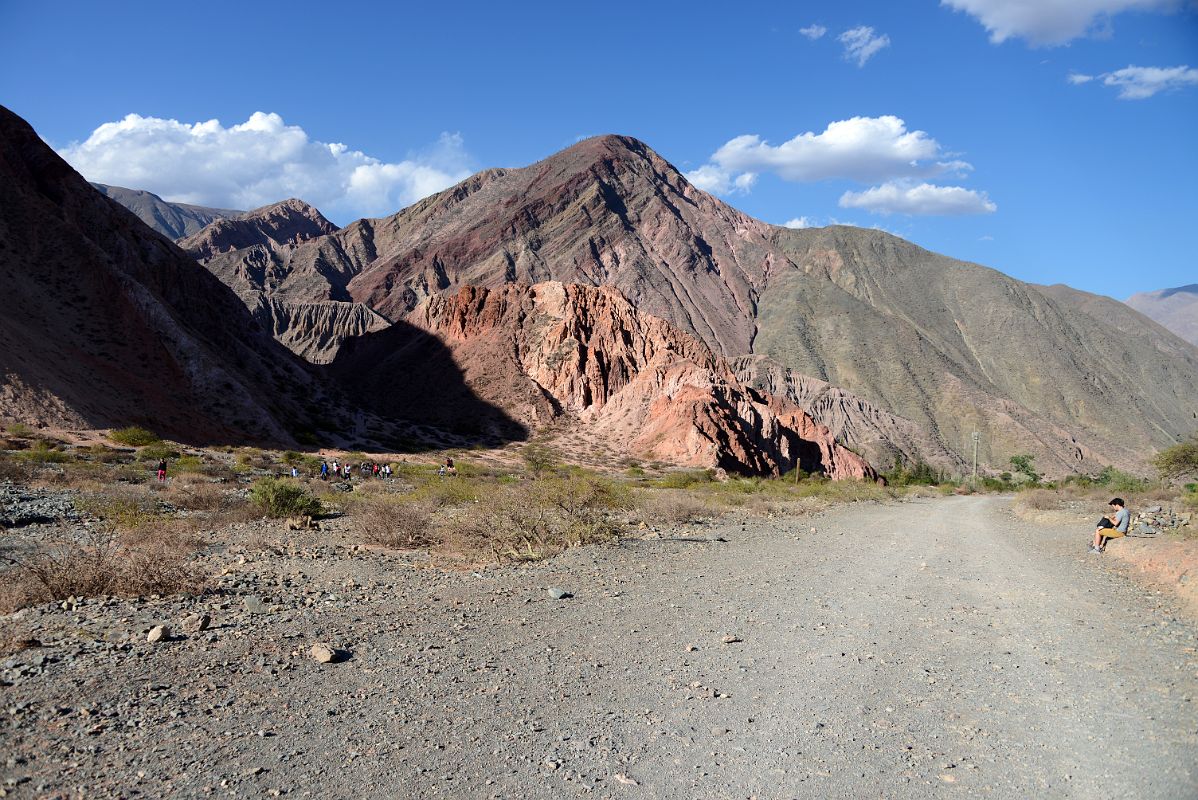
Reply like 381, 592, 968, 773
3, 495, 1196, 798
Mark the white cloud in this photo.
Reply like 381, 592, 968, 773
941, 0, 1178, 46
58, 112, 473, 221
799, 24, 827, 40
838, 26, 890, 67
1068, 72, 1096, 84
1098, 64, 1198, 98
783, 216, 817, 229
698, 116, 952, 185
839, 180, 997, 216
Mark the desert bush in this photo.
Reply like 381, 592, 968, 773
0, 456, 31, 482
109, 426, 161, 447
163, 478, 231, 512
77, 491, 162, 529
172, 455, 205, 473
4, 422, 34, 438
411, 475, 484, 507
441, 473, 626, 562
353, 497, 437, 548
1016, 488, 1063, 511
1, 525, 203, 611
636, 490, 720, 524
249, 477, 322, 518
138, 442, 180, 462
521, 442, 560, 477
653, 469, 715, 489
15, 439, 72, 464
1154, 435, 1198, 480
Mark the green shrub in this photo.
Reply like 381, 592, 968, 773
173, 455, 205, 473
138, 443, 180, 462
1154, 434, 1198, 480
521, 442, 560, 477
110, 426, 161, 446
15, 439, 72, 464
249, 477, 322, 518
5, 422, 34, 438
653, 469, 714, 489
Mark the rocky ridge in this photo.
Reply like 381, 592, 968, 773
336, 282, 876, 478
90, 183, 242, 239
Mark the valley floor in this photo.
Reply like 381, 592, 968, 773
2, 496, 1196, 799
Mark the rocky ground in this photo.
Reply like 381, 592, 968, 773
1, 495, 1196, 799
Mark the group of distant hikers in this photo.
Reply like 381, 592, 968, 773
318, 459, 393, 481
151, 455, 463, 482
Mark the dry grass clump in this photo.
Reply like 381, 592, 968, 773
438, 471, 630, 563
635, 490, 720, 524
162, 476, 231, 512
354, 497, 437, 548
1015, 488, 1064, 511
0, 524, 205, 612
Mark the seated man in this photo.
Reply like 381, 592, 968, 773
1091, 497, 1129, 553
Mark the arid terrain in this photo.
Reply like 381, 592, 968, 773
2, 489, 1196, 799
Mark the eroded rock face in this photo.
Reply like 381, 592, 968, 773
399, 282, 876, 479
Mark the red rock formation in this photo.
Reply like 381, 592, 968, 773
393, 282, 876, 479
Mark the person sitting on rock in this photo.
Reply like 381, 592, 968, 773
1091, 497, 1129, 553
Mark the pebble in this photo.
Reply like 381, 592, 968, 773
146, 625, 169, 643
181, 613, 211, 634
548, 587, 573, 600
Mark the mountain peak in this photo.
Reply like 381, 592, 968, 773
180, 197, 337, 258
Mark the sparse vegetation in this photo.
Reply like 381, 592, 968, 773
249, 477, 322, 518
1154, 434, 1198, 480
354, 497, 437, 548
109, 426, 161, 446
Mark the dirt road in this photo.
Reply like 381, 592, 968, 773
3, 495, 1196, 798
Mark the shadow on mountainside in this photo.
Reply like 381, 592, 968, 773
323, 320, 530, 447
0, 103, 524, 454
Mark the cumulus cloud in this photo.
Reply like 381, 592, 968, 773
687, 116, 953, 189
1068, 72, 1096, 84
839, 180, 997, 216
799, 24, 827, 40
783, 216, 817, 229
57, 112, 473, 221
838, 26, 890, 67
681, 116, 997, 218
1096, 64, 1198, 99
941, 0, 1178, 46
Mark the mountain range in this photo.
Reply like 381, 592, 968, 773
5, 105, 1196, 476
0, 105, 873, 478
170, 134, 1198, 476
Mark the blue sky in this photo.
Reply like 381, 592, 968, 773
1, 0, 1195, 297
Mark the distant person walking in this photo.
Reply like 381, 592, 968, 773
1091, 497, 1130, 553
320, 461, 329, 481
156, 459, 167, 483
290, 466, 299, 479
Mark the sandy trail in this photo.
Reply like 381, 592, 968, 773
2, 495, 1196, 798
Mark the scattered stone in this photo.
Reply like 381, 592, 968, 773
613, 774, 639, 786
146, 625, 169, 643
713, 467, 729, 482
244, 596, 267, 614
310, 643, 337, 664
721, 635, 743, 644
686, 645, 698, 652
181, 613, 210, 634
548, 587, 573, 600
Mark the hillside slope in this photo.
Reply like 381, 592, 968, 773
91, 183, 242, 239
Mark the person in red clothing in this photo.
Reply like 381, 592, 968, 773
156, 459, 167, 482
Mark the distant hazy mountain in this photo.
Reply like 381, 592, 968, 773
90, 183, 242, 239
1125, 285, 1198, 346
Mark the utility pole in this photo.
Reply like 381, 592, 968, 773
972, 431, 980, 479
